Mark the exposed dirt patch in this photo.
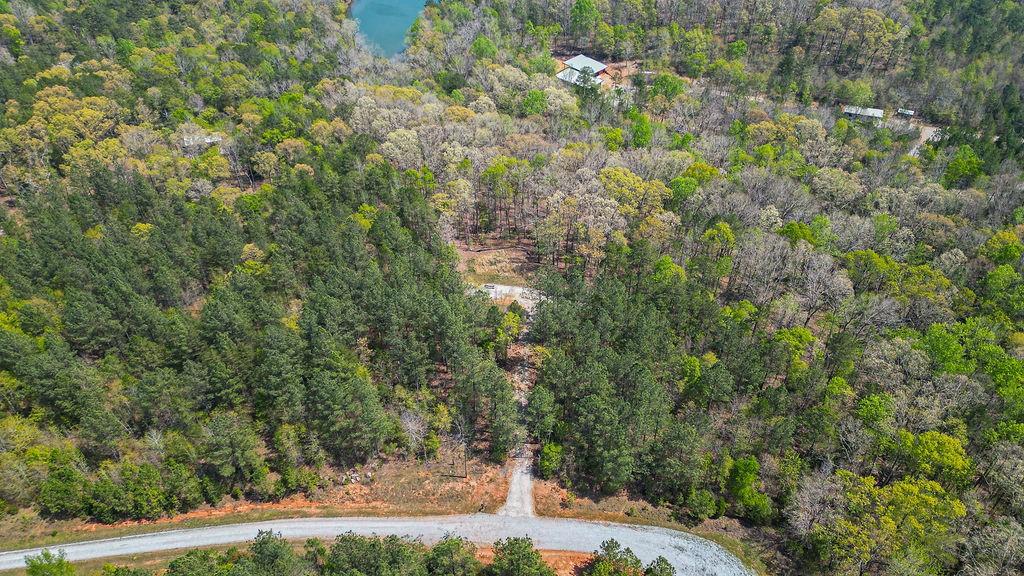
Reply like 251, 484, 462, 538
602, 60, 642, 88
489, 295, 519, 308
315, 449, 510, 515
909, 121, 942, 156
534, 480, 675, 525
0, 194, 24, 228
456, 237, 535, 286
696, 516, 756, 544
505, 341, 538, 398
476, 547, 592, 576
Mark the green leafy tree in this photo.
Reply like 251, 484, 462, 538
942, 145, 984, 188
87, 470, 129, 523
573, 392, 633, 494
233, 531, 310, 576
203, 411, 268, 489
38, 459, 89, 519
537, 442, 563, 479
836, 79, 875, 106
526, 385, 557, 444
121, 463, 168, 520
920, 324, 975, 375
520, 90, 548, 116
644, 557, 675, 576
25, 550, 75, 576
980, 230, 1024, 265
814, 471, 966, 575
628, 110, 653, 148
253, 324, 306, 425
487, 537, 555, 576
583, 539, 642, 575
306, 345, 392, 465
569, 0, 601, 45
471, 35, 498, 60
899, 430, 973, 489
325, 533, 427, 575
426, 536, 482, 576
165, 550, 221, 576
726, 456, 773, 524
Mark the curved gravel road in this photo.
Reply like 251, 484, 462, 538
0, 514, 753, 575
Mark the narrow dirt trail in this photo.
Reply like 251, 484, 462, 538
497, 289, 537, 517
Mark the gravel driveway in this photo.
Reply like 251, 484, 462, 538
497, 451, 535, 517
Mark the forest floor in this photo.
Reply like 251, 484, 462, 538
0, 450, 508, 552
533, 480, 772, 576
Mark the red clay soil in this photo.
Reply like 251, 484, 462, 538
476, 547, 593, 576
6, 454, 509, 544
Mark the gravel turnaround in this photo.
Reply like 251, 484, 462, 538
473, 284, 542, 312
0, 514, 754, 575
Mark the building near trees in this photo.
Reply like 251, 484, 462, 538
841, 105, 885, 120
556, 54, 607, 87
564, 54, 607, 75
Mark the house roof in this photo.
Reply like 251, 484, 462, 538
842, 105, 884, 118
557, 67, 604, 87
564, 54, 607, 74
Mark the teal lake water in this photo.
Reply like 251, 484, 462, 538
351, 0, 427, 56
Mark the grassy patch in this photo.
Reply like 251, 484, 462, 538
456, 244, 534, 286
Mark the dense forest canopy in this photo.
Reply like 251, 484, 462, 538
0, 0, 521, 525
0, 0, 1022, 574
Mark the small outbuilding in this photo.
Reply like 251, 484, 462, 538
842, 105, 885, 120
897, 108, 915, 117
556, 54, 609, 87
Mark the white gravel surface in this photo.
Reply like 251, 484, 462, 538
0, 514, 753, 575
473, 283, 542, 312
497, 452, 535, 517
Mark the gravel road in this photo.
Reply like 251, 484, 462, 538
0, 514, 754, 575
